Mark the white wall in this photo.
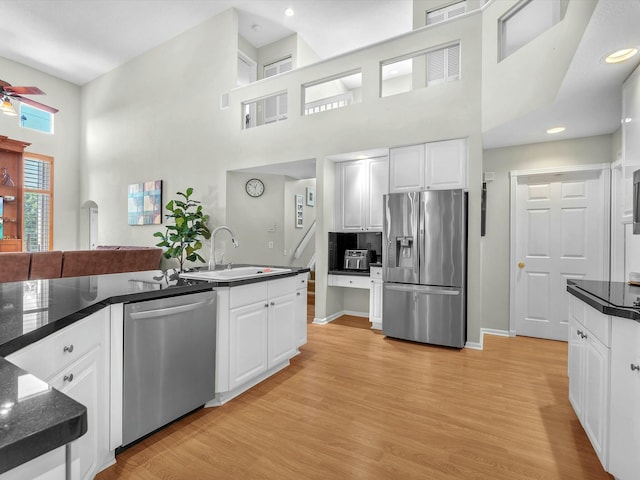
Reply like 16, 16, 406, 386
0, 56, 81, 250
481, 134, 613, 332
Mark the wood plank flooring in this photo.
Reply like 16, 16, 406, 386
97, 314, 613, 480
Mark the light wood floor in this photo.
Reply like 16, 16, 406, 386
97, 313, 613, 480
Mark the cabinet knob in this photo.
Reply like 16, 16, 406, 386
64, 373, 74, 383
631, 364, 640, 372
577, 329, 583, 337
270, 301, 275, 306
264, 303, 269, 308
63, 345, 74, 353
296, 292, 301, 296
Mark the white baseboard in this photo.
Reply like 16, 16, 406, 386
465, 328, 511, 350
313, 310, 369, 325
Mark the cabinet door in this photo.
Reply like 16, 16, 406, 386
336, 160, 367, 231
367, 157, 389, 231
425, 139, 467, 189
567, 317, 585, 418
229, 302, 269, 390
369, 279, 383, 329
389, 145, 425, 193
582, 332, 610, 468
295, 289, 308, 348
268, 293, 297, 368
50, 345, 108, 480
609, 318, 640, 480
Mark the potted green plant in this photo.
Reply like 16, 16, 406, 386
153, 187, 211, 272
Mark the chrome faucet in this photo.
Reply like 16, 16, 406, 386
209, 226, 239, 270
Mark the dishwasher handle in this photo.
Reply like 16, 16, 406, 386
128, 299, 214, 320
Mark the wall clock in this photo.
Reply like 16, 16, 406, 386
245, 178, 265, 197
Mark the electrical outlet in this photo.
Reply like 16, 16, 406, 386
268, 241, 274, 249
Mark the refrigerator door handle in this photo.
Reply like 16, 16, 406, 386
384, 284, 460, 296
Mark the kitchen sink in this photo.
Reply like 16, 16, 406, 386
179, 266, 292, 282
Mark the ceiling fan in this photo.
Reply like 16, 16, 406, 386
0, 79, 59, 116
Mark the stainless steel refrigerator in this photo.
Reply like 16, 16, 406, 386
382, 189, 467, 348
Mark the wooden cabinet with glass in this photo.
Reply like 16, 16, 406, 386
0, 136, 29, 252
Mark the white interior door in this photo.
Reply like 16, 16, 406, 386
512, 168, 608, 341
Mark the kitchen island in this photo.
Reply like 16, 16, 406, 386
0, 266, 309, 479
566, 279, 640, 480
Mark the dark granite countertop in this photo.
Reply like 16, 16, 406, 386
0, 265, 309, 474
329, 269, 371, 277
0, 358, 87, 474
567, 279, 640, 322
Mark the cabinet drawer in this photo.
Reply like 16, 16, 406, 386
328, 274, 370, 289
268, 276, 297, 298
569, 293, 611, 347
6, 310, 107, 381
229, 282, 268, 309
370, 267, 382, 280
296, 273, 309, 290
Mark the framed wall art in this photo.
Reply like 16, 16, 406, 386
306, 187, 315, 206
295, 194, 304, 228
128, 180, 162, 225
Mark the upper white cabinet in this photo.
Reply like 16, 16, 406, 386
335, 156, 389, 232
608, 317, 640, 480
622, 65, 640, 219
389, 139, 467, 193
389, 145, 425, 192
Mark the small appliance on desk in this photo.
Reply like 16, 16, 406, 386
344, 249, 372, 271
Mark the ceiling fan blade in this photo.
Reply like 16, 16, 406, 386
11, 94, 59, 114
0, 79, 11, 89
4, 86, 45, 95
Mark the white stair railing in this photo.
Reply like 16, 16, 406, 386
294, 220, 316, 260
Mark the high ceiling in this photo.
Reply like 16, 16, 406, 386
0, 0, 412, 86
0, 0, 639, 151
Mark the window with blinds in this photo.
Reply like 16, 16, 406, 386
426, 1, 467, 26
426, 43, 461, 85
23, 154, 53, 251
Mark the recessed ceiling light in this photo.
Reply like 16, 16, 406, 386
546, 127, 566, 134
605, 48, 638, 64
284, 7, 294, 17
251, 24, 261, 31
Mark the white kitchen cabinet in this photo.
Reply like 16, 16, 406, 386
567, 299, 610, 470
295, 273, 308, 348
368, 266, 383, 330
267, 291, 297, 367
425, 139, 467, 189
389, 144, 425, 192
6, 308, 111, 480
608, 317, 640, 480
389, 139, 467, 193
216, 276, 299, 402
327, 274, 370, 289
229, 301, 269, 390
335, 156, 388, 232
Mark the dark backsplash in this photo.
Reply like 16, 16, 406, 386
328, 232, 382, 271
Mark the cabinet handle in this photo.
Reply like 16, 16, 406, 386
577, 329, 583, 337
296, 292, 301, 296
63, 373, 74, 383
300, 279, 305, 283
270, 301, 275, 306
264, 303, 269, 308
63, 345, 74, 353
631, 364, 640, 372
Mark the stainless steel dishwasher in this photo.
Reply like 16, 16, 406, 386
121, 289, 216, 448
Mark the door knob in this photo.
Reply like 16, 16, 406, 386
518, 262, 525, 269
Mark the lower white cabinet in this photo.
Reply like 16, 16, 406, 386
568, 316, 610, 468
608, 317, 640, 480
327, 274, 370, 289
218, 276, 299, 401
6, 308, 111, 480
369, 267, 383, 330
